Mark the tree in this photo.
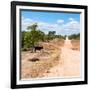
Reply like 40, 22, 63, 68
47, 31, 56, 40
22, 23, 45, 52
24, 32, 31, 48
27, 23, 38, 31
69, 33, 80, 40
27, 23, 45, 47
37, 30, 45, 42
21, 31, 26, 48
54, 34, 65, 39
48, 31, 56, 36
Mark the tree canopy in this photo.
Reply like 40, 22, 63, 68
22, 23, 45, 51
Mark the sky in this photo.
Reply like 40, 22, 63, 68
21, 10, 80, 35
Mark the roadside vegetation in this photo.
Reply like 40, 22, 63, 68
69, 33, 80, 50
21, 23, 65, 52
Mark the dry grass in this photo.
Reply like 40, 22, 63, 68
21, 39, 65, 79
71, 40, 80, 51
21, 50, 60, 79
50, 38, 65, 47
21, 43, 61, 79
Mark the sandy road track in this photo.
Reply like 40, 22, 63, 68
43, 39, 80, 77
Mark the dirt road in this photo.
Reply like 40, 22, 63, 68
43, 39, 80, 77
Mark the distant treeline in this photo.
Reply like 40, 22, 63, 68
68, 33, 80, 40
21, 23, 80, 51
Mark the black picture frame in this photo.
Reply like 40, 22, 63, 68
11, 1, 88, 89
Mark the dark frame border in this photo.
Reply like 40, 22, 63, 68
11, 1, 88, 89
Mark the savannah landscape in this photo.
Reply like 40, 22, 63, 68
21, 23, 80, 79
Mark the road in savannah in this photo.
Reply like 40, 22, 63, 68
43, 37, 80, 77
